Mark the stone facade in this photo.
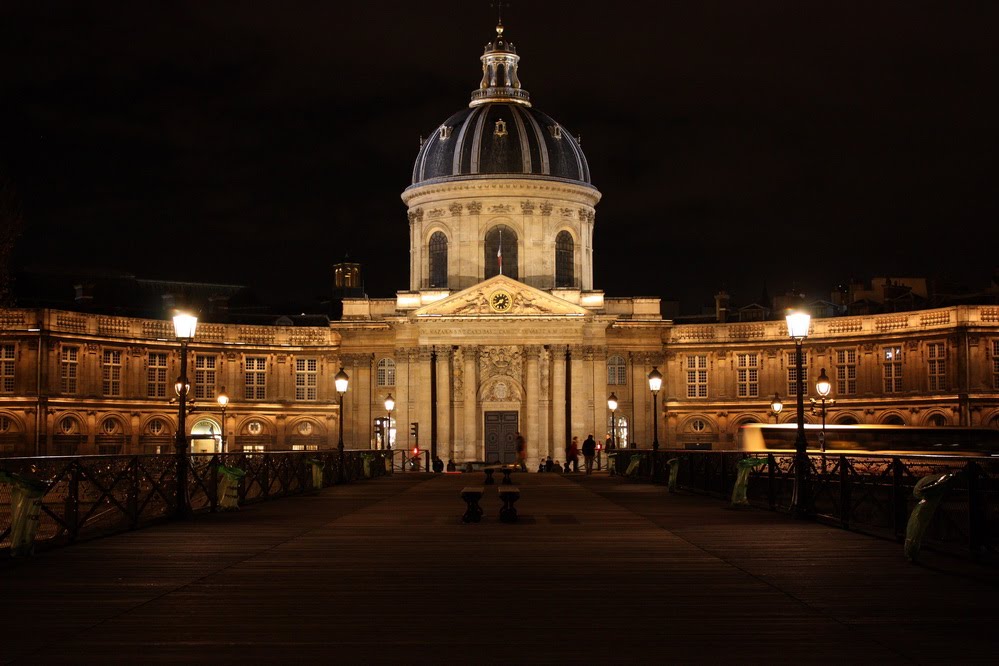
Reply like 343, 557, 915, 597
1, 305, 997, 461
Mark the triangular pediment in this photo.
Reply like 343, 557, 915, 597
411, 276, 591, 318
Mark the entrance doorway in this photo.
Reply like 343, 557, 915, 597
484, 411, 518, 464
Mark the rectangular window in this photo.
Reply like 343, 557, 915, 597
736, 353, 759, 398
0, 344, 14, 393
295, 357, 318, 401
787, 350, 809, 397
195, 354, 217, 400
102, 349, 122, 397
245, 356, 267, 400
835, 349, 857, 396
60, 346, 79, 394
883, 346, 903, 393
686, 355, 708, 398
147, 352, 168, 398
927, 342, 946, 392
994, 340, 999, 390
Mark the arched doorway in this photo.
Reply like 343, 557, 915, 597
191, 419, 221, 454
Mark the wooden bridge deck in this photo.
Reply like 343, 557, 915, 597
2, 472, 998, 664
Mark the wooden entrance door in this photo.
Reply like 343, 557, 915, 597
484, 411, 519, 464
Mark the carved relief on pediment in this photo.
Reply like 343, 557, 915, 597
479, 345, 523, 382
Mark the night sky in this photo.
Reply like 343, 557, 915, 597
2, 1, 996, 313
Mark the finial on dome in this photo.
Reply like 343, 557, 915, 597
471, 18, 531, 107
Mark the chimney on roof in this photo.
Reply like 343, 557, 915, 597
714, 290, 730, 323
74, 283, 94, 306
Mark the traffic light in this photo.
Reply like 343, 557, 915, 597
412, 446, 420, 456
410, 422, 419, 442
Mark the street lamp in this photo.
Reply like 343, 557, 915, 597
384, 393, 395, 450
811, 368, 834, 453
607, 392, 618, 449
173, 312, 197, 517
216, 387, 229, 454
647, 367, 662, 450
769, 392, 784, 423
335, 367, 349, 481
785, 309, 811, 518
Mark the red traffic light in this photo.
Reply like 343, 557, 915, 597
412, 447, 419, 456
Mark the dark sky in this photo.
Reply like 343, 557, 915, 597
2, 1, 997, 312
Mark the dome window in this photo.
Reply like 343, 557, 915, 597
439, 126, 452, 141
494, 119, 508, 137
549, 124, 563, 140
555, 231, 574, 288
429, 232, 449, 288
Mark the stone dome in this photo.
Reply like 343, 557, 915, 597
411, 104, 590, 186
409, 23, 592, 188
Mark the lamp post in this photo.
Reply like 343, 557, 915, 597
607, 393, 618, 474
786, 310, 811, 518
608, 392, 618, 449
173, 312, 197, 518
647, 367, 662, 451
335, 367, 349, 481
811, 368, 834, 453
216, 387, 229, 454
384, 393, 395, 451
769, 392, 783, 423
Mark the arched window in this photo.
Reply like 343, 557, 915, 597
607, 414, 628, 448
883, 414, 906, 425
555, 230, 574, 287
484, 225, 518, 280
377, 358, 396, 387
429, 231, 448, 288
607, 355, 626, 385
927, 413, 947, 427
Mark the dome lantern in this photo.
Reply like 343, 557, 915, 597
471, 22, 530, 107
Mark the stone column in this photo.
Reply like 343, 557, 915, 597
393, 348, 409, 453
631, 352, 649, 447
592, 347, 607, 442
539, 347, 551, 459
525, 345, 541, 468
418, 347, 433, 453
463, 346, 478, 461
551, 345, 566, 458
436, 347, 452, 460
569, 345, 587, 440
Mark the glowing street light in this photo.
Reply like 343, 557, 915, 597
172, 312, 197, 517
785, 309, 811, 518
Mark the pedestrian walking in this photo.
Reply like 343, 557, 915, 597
515, 432, 527, 472
582, 434, 597, 475
566, 436, 580, 473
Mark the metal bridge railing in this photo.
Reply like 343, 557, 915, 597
0, 449, 392, 555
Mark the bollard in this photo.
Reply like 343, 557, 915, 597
666, 458, 680, 493
307, 459, 324, 490
217, 465, 246, 511
904, 471, 959, 562
731, 457, 767, 507
0, 471, 48, 557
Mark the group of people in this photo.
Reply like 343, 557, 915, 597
516, 431, 617, 475
565, 434, 604, 475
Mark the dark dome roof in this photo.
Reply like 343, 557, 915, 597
411, 103, 591, 187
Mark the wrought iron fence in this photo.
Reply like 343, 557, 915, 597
0, 449, 391, 555
643, 450, 998, 557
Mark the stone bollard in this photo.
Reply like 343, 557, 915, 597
731, 457, 767, 507
0, 471, 48, 557
217, 465, 246, 511
308, 459, 324, 490
904, 471, 959, 562
666, 459, 680, 493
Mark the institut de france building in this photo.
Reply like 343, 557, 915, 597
1, 25, 998, 462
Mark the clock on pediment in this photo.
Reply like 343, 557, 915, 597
489, 289, 513, 313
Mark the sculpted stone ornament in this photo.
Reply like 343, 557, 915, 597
480, 346, 523, 382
